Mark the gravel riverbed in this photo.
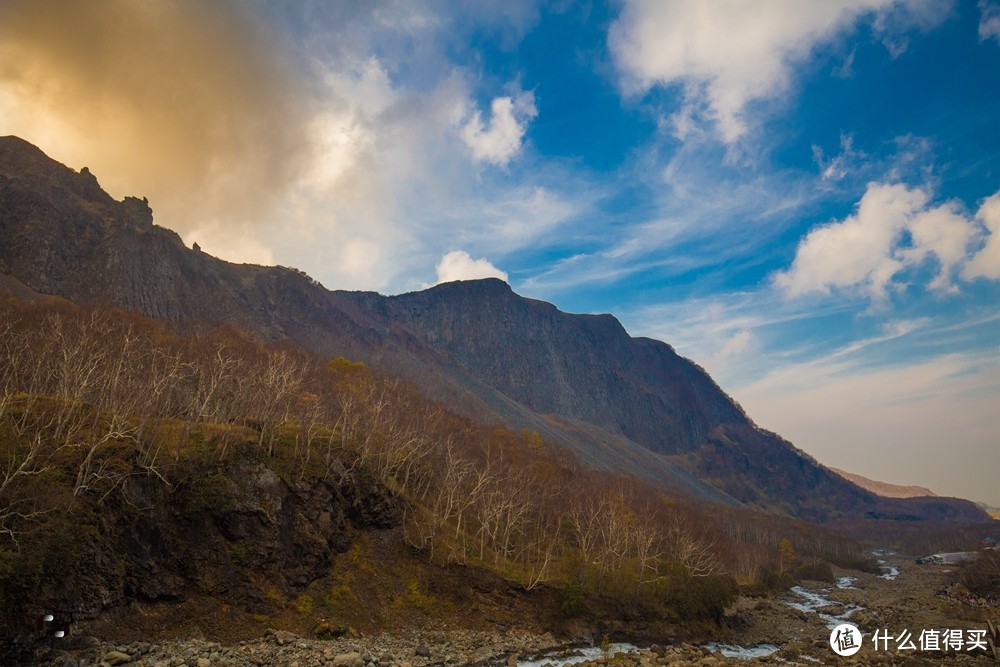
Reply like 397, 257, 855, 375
30, 553, 1000, 667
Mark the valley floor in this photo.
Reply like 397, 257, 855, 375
707, 551, 998, 664
27, 552, 1000, 667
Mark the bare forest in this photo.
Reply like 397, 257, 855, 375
0, 299, 876, 637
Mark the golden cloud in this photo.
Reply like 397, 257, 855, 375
0, 0, 312, 259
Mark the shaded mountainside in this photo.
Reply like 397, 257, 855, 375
365, 279, 747, 456
0, 134, 989, 525
831, 467, 938, 499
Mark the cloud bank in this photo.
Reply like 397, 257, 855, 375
0, 2, 552, 288
608, 0, 939, 143
0, 0, 312, 264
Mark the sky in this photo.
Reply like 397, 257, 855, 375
1, 0, 998, 505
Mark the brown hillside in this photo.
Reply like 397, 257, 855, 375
830, 467, 938, 499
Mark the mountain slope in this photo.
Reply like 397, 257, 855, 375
0, 135, 989, 525
366, 279, 747, 455
831, 468, 937, 499
0, 135, 727, 503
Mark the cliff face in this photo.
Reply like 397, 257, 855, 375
0, 135, 990, 524
373, 279, 746, 456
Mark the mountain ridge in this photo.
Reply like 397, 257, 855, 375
369, 277, 749, 456
0, 135, 989, 525
830, 467, 938, 499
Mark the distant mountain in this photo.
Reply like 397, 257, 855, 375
830, 468, 937, 499
0, 135, 990, 526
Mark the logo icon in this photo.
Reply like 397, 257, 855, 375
830, 623, 862, 656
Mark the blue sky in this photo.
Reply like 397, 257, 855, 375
1, 0, 998, 504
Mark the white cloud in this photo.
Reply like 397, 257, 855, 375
979, 0, 1000, 42
774, 182, 993, 302
435, 250, 508, 284
710, 328, 759, 377
256, 49, 559, 292
964, 193, 1000, 279
607, 0, 942, 144
461, 92, 537, 166
718, 329, 754, 358
873, 0, 955, 57
901, 201, 977, 291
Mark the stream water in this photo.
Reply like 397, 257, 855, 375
518, 643, 639, 667
873, 549, 900, 580
702, 642, 780, 659
521, 570, 880, 665
877, 561, 900, 580
519, 640, 783, 665
787, 584, 865, 630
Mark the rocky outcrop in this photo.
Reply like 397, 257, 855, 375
0, 457, 402, 651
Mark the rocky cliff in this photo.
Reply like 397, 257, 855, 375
370, 279, 747, 456
0, 448, 402, 662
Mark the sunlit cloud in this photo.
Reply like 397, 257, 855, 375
435, 250, 508, 284
608, 1, 952, 145
608, 0, 893, 143
461, 92, 538, 166
0, 1, 572, 292
0, 0, 311, 265
773, 182, 996, 303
